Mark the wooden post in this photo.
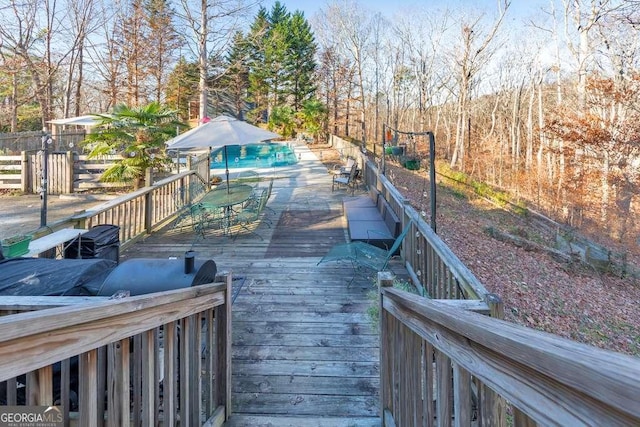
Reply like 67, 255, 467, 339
485, 293, 504, 320
20, 151, 29, 193
141, 329, 155, 425
26, 366, 53, 405
203, 309, 215, 416
205, 154, 211, 191
107, 339, 130, 427
96, 348, 106, 427
163, 322, 176, 426
191, 314, 202, 424
378, 271, 394, 426
6, 378, 16, 405
215, 273, 233, 419
145, 168, 153, 188
79, 349, 99, 426
179, 317, 191, 427
144, 191, 153, 234
402, 200, 412, 260
436, 350, 452, 427
453, 363, 472, 426
66, 151, 74, 194
60, 359, 70, 424
481, 293, 506, 426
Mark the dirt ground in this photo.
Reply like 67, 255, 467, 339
307, 142, 640, 356
0, 193, 113, 239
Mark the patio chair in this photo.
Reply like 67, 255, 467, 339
336, 156, 356, 176
172, 180, 207, 229
263, 179, 276, 216
189, 203, 224, 239
332, 162, 358, 193
233, 188, 269, 240
245, 178, 275, 218
235, 170, 260, 188
317, 221, 413, 283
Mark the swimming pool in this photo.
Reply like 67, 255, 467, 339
210, 142, 298, 170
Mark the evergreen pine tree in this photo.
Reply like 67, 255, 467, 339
285, 11, 317, 112
245, 2, 318, 125
246, 7, 270, 122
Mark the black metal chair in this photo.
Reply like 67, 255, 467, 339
332, 162, 358, 194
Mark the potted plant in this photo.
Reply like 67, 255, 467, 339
1, 234, 32, 257
391, 146, 404, 156
403, 157, 420, 170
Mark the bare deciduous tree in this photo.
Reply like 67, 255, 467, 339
448, 0, 510, 170
174, 0, 254, 121
316, 0, 373, 146
63, 0, 99, 118
0, 0, 73, 126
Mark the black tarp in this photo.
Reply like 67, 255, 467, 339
0, 257, 117, 296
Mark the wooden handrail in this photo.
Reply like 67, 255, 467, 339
330, 134, 491, 302
26, 170, 205, 245
378, 274, 640, 426
404, 208, 487, 300
0, 275, 233, 425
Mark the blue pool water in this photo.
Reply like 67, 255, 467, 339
210, 143, 298, 169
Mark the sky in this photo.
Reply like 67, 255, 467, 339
265, 0, 551, 22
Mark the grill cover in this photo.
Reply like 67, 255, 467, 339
0, 257, 117, 296
97, 254, 217, 296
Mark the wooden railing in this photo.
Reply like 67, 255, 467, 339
28, 170, 206, 246
366, 161, 489, 303
0, 275, 232, 426
330, 134, 490, 303
377, 272, 640, 426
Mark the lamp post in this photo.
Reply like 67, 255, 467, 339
40, 129, 52, 227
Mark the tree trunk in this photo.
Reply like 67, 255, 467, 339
75, 45, 84, 117
199, 0, 208, 121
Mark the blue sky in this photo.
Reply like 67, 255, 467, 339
265, 0, 549, 21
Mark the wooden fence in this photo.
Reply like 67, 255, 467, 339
377, 272, 640, 426
0, 150, 210, 194
0, 152, 122, 193
0, 275, 232, 426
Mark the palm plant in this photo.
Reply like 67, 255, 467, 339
83, 102, 184, 189
297, 98, 327, 141
268, 105, 296, 138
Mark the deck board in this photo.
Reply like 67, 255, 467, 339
121, 142, 406, 425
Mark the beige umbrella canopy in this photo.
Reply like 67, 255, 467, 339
166, 115, 281, 189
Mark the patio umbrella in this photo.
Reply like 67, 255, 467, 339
166, 115, 281, 192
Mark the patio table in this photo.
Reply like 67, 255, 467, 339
200, 184, 254, 234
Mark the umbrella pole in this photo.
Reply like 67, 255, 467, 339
225, 145, 230, 194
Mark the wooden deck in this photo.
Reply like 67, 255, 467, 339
121, 143, 407, 426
